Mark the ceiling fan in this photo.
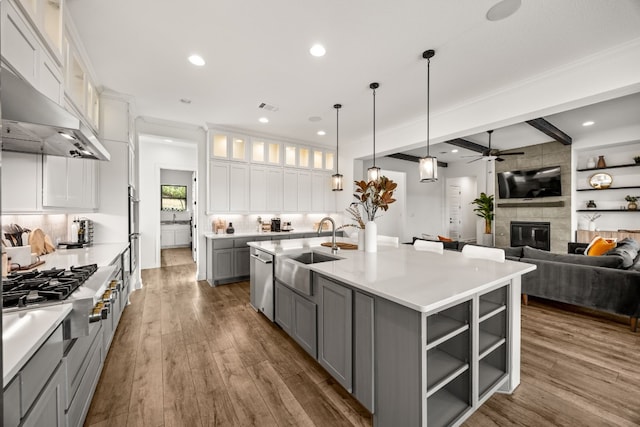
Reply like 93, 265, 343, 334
464, 130, 525, 163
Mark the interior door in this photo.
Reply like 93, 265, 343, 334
192, 171, 198, 262
448, 184, 462, 240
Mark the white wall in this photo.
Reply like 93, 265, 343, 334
136, 118, 203, 273
160, 169, 193, 222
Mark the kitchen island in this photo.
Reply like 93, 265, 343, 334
248, 237, 536, 426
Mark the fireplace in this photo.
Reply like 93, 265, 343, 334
510, 221, 551, 251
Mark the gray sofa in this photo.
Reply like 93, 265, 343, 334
505, 240, 640, 331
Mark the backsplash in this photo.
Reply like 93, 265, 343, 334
2, 214, 68, 246
207, 213, 346, 234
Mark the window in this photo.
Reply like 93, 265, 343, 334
161, 185, 187, 211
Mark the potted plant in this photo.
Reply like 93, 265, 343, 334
634, 156, 640, 164
472, 192, 495, 236
625, 195, 638, 210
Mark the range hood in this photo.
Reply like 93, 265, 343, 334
1, 68, 110, 161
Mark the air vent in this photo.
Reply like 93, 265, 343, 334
258, 102, 279, 112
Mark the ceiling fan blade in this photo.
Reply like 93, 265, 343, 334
495, 157, 505, 162
461, 155, 482, 158
497, 151, 525, 156
467, 157, 482, 163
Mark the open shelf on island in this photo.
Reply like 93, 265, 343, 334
479, 343, 508, 399
479, 309, 506, 359
479, 286, 508, 322
426, 301, 470, 350
427, 372, 471, 427
426, 350, 469, 397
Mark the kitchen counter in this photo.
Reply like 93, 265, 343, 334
36, 242, 129, 270
249, 237, 536, 313
3, 304, 73, 386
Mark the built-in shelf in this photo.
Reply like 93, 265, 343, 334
577, 186, 640, 192
479, 301, 506, 323
427, 378, 472, 427
576, 209, 639, 212
479, 333, 505, 360
426, 349, 469, 396
576, 163, 640, 172
497, 201, 565, 208
478, 360, 507, 398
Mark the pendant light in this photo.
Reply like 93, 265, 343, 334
419, 49, 438, 182
331, 103, 343, 191
367, 82, 381, 182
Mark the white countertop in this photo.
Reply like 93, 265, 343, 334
3, 304, 73, 387
249, 237, 536, 313
36, 242, 129, 270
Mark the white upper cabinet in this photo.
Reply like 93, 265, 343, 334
1, 152, 42, 213
1, 0, 63, 104
284, 145, 297, 167
283, 170, 298, 213
42, 156, 99, 210
16, 0, 63, 59
249, 166, 267, 212
208, 161, 249, 213
210, 132, 248, 161
251, 139, 281, 165
266, 168, 283, 212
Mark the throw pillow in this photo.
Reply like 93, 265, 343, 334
605, 237, 640, 269
522, 245, 623, 269
438, 235, 453, 242
586, 237, 616, 256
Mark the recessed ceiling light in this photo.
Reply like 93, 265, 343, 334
259, 117, 269, 124
317, 130, 326, 136
582, 121, 595, 126
451, 149, 459, 153
486, 0, 521, 21
309, 44, 326, 57
188, 54, 205, 66
180, 98, 192, 104
308, 116, 322, 122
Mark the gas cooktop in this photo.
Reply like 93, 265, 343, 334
2, 264, 98, 309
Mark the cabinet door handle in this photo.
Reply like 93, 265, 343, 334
251, 254, 272, 264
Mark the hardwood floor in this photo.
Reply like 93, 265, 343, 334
160, 247, 194, 267
85, 260, 640, 426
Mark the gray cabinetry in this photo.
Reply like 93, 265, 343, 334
275, 280, 318, 358
353, 291, 375, 412
292, 293, 317, 358
275, 281, 294, 333
317, 275, 353, 392
208, 238, 252, 285
22, 362, 66, 427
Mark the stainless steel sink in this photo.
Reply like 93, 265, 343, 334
289, 251, 341, 265
275, 251, 342, 295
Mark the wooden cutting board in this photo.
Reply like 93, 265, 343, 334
44, 234, 56, 254
29, 229, 46, 255
321, 242, 358, 250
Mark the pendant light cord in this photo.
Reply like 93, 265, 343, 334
336, 106, 339, 172
372, 87, 376, 167
426, 55, 431, 157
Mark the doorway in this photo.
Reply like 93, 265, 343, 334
160, 168, 196, 266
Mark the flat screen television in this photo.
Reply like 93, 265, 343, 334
497, 166, 562, 199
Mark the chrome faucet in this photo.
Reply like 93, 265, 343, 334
318, 217, 339, 254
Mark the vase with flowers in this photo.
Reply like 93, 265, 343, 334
583, 213, 601, 231
341, 176, 397, 252
625, 195, 638, 210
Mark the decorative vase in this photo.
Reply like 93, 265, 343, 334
358, 228, 365, 251
586, 157, 596, 169
628, 202, 638, 211
597, 155, 606, 168
586, 200, 597, 209
226, 222, 235, 234
364, 221, 377, 253
589, 220, 596, 231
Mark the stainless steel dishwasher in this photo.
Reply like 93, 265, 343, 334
250, 247, 274, 321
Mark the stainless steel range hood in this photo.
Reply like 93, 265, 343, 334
1, 68, 111, 161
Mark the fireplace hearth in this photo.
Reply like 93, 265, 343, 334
510, 221, 551, 251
